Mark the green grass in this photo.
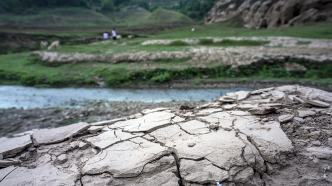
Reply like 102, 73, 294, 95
153, 21, 332, 39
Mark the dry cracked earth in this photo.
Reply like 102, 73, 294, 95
1, 85, 332, 186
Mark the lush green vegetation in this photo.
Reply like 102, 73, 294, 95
175, 0, 218, 20
1, 51, 332, 88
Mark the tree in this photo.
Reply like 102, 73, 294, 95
101, 0, 114, 11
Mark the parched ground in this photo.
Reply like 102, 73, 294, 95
1, 85, 332, 185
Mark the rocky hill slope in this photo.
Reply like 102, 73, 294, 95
205, 0, 332, 29
1, 85, 332, 185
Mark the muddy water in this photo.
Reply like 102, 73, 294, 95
0, 85, 255, 109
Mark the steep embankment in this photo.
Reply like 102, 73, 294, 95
205, 0, 332, 29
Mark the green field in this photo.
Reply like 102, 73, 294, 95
1, 21, 332, 88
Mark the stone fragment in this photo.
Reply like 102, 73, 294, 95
56, 154, 68, 164
278, 114, 295, 123
33, 122, 90, 145
302, 98, 330, 108
180, 159, 229, 183
90, 118, 126, 126
82, 137, 169, 177
0, 164, 79, 186
298, 110, 316, 118
233, 167, 254, 183
12, 131, 33, 138
0, 160, 17, 168
200, 102, 221, 109
70, 141, 80, 149
79, 142, 89, 149
227, 110, 251, 116
312, 140, 321, 146
0, 136, 32, 158
85, 129, 141, 149
188, 143, 196, 147
284, 63, 307, 72
249, 107, 275, 115
222, 104, 237, 110
293, 117, 304, 124
0, 166, 16, 181
302, 147, 332, 159
293, 97, 306, 104
178, 120, 209, 134
235, 91, 251, 101
237, 104, 259, 110
88, 126, 104, 134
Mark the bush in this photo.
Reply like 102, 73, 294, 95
105, 67, 128, 86
168, 40, 190, 46
150, 72, 170, 83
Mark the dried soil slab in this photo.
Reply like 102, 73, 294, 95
85, 129, 142, 149
303, 99, 330, 108
117, 112, 184, 133
278, 114, 295, 123
297, 110, 316, 118
150, 125, 246, 170
178, 120, 210, 134
251, 87, 275, 95
234, 117, 293, 163
199, 112, 235, 131
0, 166, 16, 181
0, 136, 32, 158
0, 164, 80, 186
180, 159, 229, 184
249, 107, 275, 115
88, 126, 104, 134
196, 108, 223, 116
82, 137, 170, 177
33, 122, 90, 145
141, 108, 169, 115
235, 91, 251, 101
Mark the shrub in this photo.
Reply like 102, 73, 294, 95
105, 67, 128, 86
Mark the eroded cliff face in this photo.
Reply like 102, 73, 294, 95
1, 85, 332, 185
205, 0, 332, 29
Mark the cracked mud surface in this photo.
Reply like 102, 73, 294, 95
1, 85, 332, 185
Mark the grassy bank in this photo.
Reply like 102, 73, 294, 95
1, 52, 332, 88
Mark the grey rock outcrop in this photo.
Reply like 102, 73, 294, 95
205, 0, 332, 29
1, 85, 332, 185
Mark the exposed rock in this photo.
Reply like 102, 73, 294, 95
0, 136, 32, 158
180, 159, 229, 184
297, 110, 316, 118
278, 114, 295, 123
2, 85, 332, 185
85, 129, 142, 149
88, 126, 104, 134
0, 164, 80, 186
249, 107, 275, 115
33, 122, 90, 145
301, 98, 331, 108
205, 0, 332, 29
82, 137, 170, 177
12, 131, 33, 138
56, 154, 68, 164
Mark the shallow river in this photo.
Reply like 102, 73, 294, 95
0, 85, 255, 109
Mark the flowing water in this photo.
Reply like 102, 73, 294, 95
0, 85, 255, 109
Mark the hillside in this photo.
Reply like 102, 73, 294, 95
205, 0, 332, 29
146, 8, 194, 24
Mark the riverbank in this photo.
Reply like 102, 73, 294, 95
0, 100, 207, 138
